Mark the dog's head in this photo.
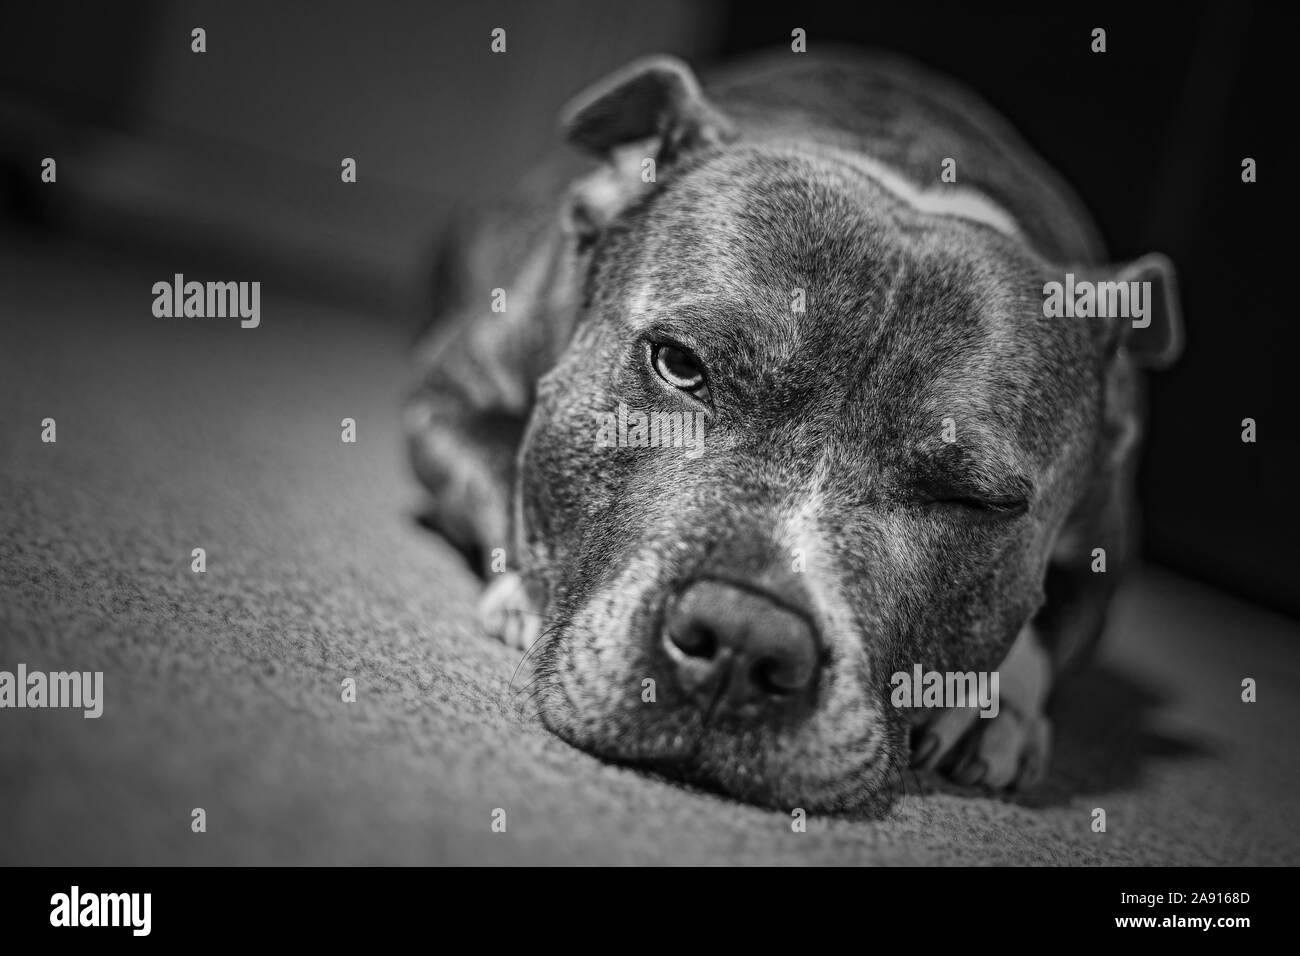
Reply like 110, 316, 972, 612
516, 56, 1181, 812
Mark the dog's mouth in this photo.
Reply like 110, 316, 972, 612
538, 694, 900, 813
526, 587, 899, 813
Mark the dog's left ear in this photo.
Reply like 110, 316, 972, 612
559, 56, 736, 246
1101, 253, 1184, 369
561, 55, 735, 160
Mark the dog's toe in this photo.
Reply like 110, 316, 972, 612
910, 705, 978, 770
478, 572, 542, 651
961, 706, 1052, 790
931, 621, 1053, 790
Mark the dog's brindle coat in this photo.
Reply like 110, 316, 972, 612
406, 51, 1181, 813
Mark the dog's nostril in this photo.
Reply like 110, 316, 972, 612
669, 621, 719, 660
751, 655, 806, 695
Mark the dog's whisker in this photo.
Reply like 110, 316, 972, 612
508, 617, 564, 692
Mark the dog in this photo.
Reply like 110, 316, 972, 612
404, 50, 1182, 813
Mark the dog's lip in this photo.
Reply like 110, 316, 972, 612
547, 692, 893, 810
642, 743, 893, 812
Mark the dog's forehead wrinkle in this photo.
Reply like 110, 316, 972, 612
648, 149, 891, 279
662, 145, 1018, 274
806, 142, 1022, 239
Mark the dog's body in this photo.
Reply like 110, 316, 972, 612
406, 50, 1181, 812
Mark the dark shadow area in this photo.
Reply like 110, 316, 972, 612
414, 508, 486, 580
908, 662, 1216, 810
1032, 662, 1215, 806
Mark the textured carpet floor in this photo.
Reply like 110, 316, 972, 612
2, 235, 1297, 865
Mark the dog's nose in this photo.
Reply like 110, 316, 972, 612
664, 579, 820, 718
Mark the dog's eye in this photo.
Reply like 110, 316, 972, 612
932, 495, 1029, 519
651, 343, 707, 393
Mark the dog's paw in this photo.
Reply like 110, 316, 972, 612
949, 705, 1052, 790
909, 621, 1054, 790
910, 703, 1052, 790
478, 572, 542, 651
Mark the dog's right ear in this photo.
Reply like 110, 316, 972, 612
1096, 253, 1184, 370
559, 56, 735, 246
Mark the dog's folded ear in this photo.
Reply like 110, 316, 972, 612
558, 56, 736, 248
1101, 253, 1184, 369
560, 55, 735, 160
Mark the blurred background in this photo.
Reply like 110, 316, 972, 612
2, 0, 1294, 617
